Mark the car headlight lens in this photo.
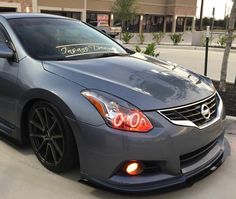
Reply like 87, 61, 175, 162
81, 90, 153, 132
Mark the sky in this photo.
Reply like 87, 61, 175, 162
196, 0, 233, 19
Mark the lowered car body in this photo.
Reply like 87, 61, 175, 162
0, 13, 229, 192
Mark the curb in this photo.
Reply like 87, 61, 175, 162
123, 44, 236, 54
226, 115, 236, 121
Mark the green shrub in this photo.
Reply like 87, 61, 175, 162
217, 34, 236, 47
170, 33, 184, 45
138, 32, 145, 44
122, 32, 134, 44
143, 43, 156, 56
153, 32, 165, 44
201, 34, 214, 46
134, 43, 159, 57
135, 45, 142, 53
217, 34, 227, 47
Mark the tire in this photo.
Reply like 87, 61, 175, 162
27, 101, 78, 173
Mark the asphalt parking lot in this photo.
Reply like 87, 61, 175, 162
0, 118, 235, 199
158, 47, 236, 83
124, 44, 236, 83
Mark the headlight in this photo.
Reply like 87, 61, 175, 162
81, 90, 153, 132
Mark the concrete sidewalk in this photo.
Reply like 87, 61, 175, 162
121, 31, 236, 47
0, 118, 235, 199
124, 43, 236, 54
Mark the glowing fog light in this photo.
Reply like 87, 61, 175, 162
125, 161, 143, 176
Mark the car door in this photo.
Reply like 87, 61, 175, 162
0, 24, 19, 135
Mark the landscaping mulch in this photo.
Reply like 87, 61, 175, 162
213, 81, 236, 117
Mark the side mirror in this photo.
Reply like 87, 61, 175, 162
0, 43, 14, 59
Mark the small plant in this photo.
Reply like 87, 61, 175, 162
153, 32, 165, 44
134, 43, 159, 57
170, 33, 184, 45
122, 32, 134, 44
135, 45, 142, 53
201, 34, 214, 46
143, 43, 156, 56
217, 34, 236, 47
217, 34, 227, 47
138, 32, 145, 44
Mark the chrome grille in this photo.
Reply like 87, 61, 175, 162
160, 94, 218, 127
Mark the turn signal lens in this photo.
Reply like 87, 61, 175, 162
81, 90, 153, 132
125, 161, 143, 176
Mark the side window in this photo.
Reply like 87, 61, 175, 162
0, 25, 17, 61
0, 29, 7, 43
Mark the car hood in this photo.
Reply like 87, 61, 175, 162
42, 53, 215, 110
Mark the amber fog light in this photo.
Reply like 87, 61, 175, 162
124, 161, 143, 176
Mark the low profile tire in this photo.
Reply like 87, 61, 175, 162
28, 101, 78, 173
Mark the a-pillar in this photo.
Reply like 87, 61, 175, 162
172, 15, 177, 33
163, 16, 167, 33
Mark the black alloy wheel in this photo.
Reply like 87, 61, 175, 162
28, 102, 78, 173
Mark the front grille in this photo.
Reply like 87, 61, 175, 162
180, 138, 218, 168
160, 94, 218, 127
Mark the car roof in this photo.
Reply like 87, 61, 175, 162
0, 13, 67, 19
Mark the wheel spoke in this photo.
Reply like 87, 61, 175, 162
49, 143, 57, 164
36, 109, 46, 131
44, 143, 50, 161
30, 120, 44, 132
51, 135, 63, 139
36, 139, 47, 153
43, 108, 50, 129
29, 133, 44, 138
48, 119, 57, 132
52, 139, 63, 157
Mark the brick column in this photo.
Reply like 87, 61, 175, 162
81, 0, 87, 22
139, 15, 144, 33
183, 17, 187, 32
110, 14, 114, 26
32, 0, 38, 12
172, 15, 177, 33
163, 16, 167, 33
191, 17, 196, 31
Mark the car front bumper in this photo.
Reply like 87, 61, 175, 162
67, 107, 229, 193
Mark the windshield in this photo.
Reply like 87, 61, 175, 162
8, 18, 127, 60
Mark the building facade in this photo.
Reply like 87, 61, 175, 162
0, 0, 197, 32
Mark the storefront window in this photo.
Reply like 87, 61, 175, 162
186, 18, 193, 31
87, 12, 110, 27
0, 7, 16, 12
143, 15, 164, 32
114, 15, 140, 32
176, 17, 184, 32
125, 15, 140, 32
166, 16, 173, 32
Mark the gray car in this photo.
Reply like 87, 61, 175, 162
0, 13, 229, 192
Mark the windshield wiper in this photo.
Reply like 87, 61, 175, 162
42, 52, 129, 61
95, 52, 129, 58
